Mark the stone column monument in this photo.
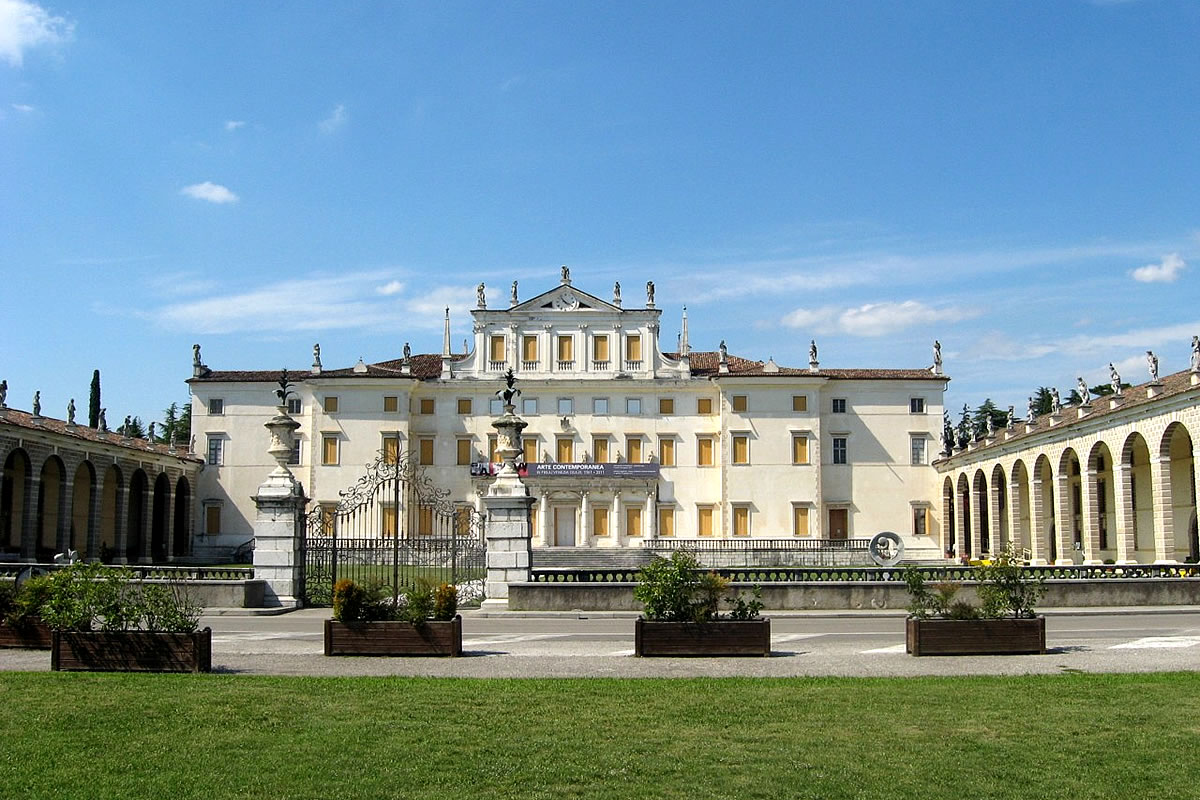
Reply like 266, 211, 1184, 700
252, 372, 308, 608
481, 369, 535, 611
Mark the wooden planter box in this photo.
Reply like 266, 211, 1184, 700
51, 628, 213, 672
906, 616, 1046, 656
324, 616, 462, 657
635, 617, 771, 657
0, 619, 53, 649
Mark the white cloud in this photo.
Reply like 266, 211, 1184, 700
0, 0, 72, 67
781, 300, 979, 337
375, 280, 405, 296
318, 103, 346, 135
180, 181, 239, 204
224, 120, 245, 131
1130, 252, 1185, 283
11, 102, 32, 112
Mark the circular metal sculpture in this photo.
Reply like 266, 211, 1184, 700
868, 531, 905, 567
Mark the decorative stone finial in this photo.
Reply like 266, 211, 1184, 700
353, 358, 368, 374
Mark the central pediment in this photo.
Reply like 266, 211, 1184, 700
510, 284, 620, 313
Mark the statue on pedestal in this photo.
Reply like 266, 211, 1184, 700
613, 281, 621, 305
510, 281, 518, 306
403, 342, 411, 363
32, 391, 41, 417
809, 340, 818, 368
719, 340, 728, 362
148, 421, 155, 442
1191, 335, 1200, 372
1109, 363, 1122, 396
0, 379, 7, 407
1050, 388, 1061, 414
561, 265, 570, 284
1026, 396, 1036, 424
933, 340, 942, 374
476, 283, 486, 308
98, 408, 108, 432
646, 281, 655, 305
1147, 350, 1159, 382
1076, 377, 1090, 404
986, 414, 995, 437
1006, 405, 1014, 429
193, 343, 202, 368
67, 398, 76, 425
312, 343, 322, 370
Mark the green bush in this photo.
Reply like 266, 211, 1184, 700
635, 550, 762, 622
38, 562, 199, 633
904, 545, 1044, 620
432, 583, 458, 621
400, 580, 435, 624
332, 578, 396, 623
5, 575, 54, 628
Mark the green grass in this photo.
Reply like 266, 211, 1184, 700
2, 672, 1198, 799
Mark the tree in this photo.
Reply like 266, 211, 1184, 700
161, 402, 179, 445
941, 410, 954, 455
177, 402, 192, 448
88, 370, 101, 428
956, 404, 972, 447
120, 416, 146, 439
972, 399, 1006, 438
1032, 386, 1054, 416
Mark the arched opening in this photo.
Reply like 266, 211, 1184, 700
973, 469, 990, 556
942, 476, 955, 557
173, 476, 191, 558
1161, 422, 1195, 563
151, 472, 171, 563
99, 464, 123, 563
991, 464, 1008, 552
1034, 454, 1055, 563
1011, 460, 1031, 558
1087, 441, 1116, 562
70, 460, 96, 555
956, 473, 971, 559
127, 469, 149, 563
1, 448, 31, 557
37, 456, 66, 561
1058, 448, 1083, 564
1122, 432, 1153, 561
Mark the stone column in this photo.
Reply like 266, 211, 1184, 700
579, 490, 591, 547
1081, 467, 1101, 564
481, 391, 534, 611
138, 481, 154, 564
613, 490, 625, 547
57, 474, 74, 555
113, 483, 131, 565
253, 405, 307, 608
988, 480, 1003, 552
539, 491, 551, 547
1112, 461, 1136, 563
19, 472, 39, 561
1007, 473, 1024, 557
1149, 454, 1177, 563
1029, 476, 1049, 565
954, 480, 968, 560
969, 485, 983, 559
645, 492, 656, 540
86, 474, 102, 561
1054, 471, 1073, 565
165, 488, 178, 562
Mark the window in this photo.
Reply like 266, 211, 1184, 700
522, 335, 538, 363
659, 397, 674, 415
523, 398, 538, 415
697, 397, 714, 415
382, 435, 399, 464
204, 504, 222, 536
206, 435, 223, 466
792, 435, 809, 465
626, 397, 641, 415
208, 398, 224, 415
383, 395, 399, 413
792, 395, 808, 412
697, 436, 715, 467
288, 438, 302, 466
286, 398, 302, 414
733, 505, 750, 537
523, 437, 538, 464
659, 437, 675, 467
832, 398, 846, 414
626, 506, 643, 538
658, 507, 675, 538
793, 505, 810, 537
697, 506, 714, 537
626, 436, 642, 464
910, 436, 926, 465
488, 435, 498, 463
556, 437, 574, 463
593, 397, 609, 415
457, 398, 472, 415
489, 335, 506, 362
913, 506, 931, 536
626, 335, 642, 362
419, 398, 434, 415
322, 435, 339, 466
489, 398, 504, 415
324, 396, 339, 413
732, 434, 749, 465
558, 397, 573, 415
381, 504, 398, 538
593, 335, 610, 363
731, 395, 747, 413
832, 436, 847, 465
910, 397, 926, 414
456, 438, 473, 466
557, 335, 574, 363
593, 507, 610, 537
417, 506, 434, 536
592, 436, 609, 464
418, 437, 434, 466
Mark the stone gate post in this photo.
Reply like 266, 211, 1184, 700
252, 397, 307, 608
481, 371, 534, 611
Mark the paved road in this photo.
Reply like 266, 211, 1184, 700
5, 608, 1200, 678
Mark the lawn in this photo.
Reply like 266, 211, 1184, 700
1, 672, 1197, 799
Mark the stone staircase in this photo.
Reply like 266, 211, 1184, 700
531, 547, 654, 570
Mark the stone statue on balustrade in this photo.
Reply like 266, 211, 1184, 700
67, 398, 76, 425
1006, 405, 1014, 430
0, 379, 7, 408
1191, 335, 1200, 372
1109, 363, 1122, 396
646, 281, 655, 305
1147, 350, 1159, 382
32, 391, 41, 417
1026, 396, 1036, 424
932, 340, 942, 374
1076, 377, 1090, 405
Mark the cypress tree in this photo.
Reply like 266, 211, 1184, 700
88, 370, 101, 428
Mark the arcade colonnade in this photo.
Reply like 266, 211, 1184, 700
0, 408, 203, 564
936, 373, 1199, 565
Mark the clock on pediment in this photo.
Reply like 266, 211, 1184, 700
550, 290, 581, 311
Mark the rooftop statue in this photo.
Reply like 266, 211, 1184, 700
613, 281, 621, 304
476, 283, 486, 308
1192, 335, 1200, 372
646, 281, 655, 304
1026, 395, 1036, 423
32, 391, 41, 417
403, 342, 411, 362
98, 408, 108, 432
193, 343, 202, 367
1076, 376, 1089, 404
0, 379, 6, 407
67, 398, 76, 425
1147, 350, 1159, 382
1050, 387, 1061, 414
561, 265, 570, 283
932, 340, 942, 373
1006, 405, 1014, 429
1109, 362, 1122, 396
719, 340, 728, 361
511, 280, 518, 305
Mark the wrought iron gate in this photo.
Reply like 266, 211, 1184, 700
301, 454, 486, 607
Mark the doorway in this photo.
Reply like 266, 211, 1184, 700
554, 507, 576, 546
828, 508, 848, 540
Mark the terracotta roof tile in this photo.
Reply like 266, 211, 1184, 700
189, 353, 456, 383
673, 351, 947, 381
0, 407, 202, 463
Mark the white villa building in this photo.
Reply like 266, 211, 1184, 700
188, 272, 949, 561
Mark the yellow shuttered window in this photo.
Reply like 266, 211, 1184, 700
383, 395, 398, 412
793, 395, 808, 412
322, 436, 339, 465
658, 507, 674, 538
523, 437, 538, 464
418, 437, 434, 466
523, 335, 538, 362
383, 436, 399, 464
792, 435, 809, 465
557, 335, 573, 362
659, 438, 675, 466
698, 436, 714, 467
381, 505, 398, 538
456, 439, 472, 466
626, 437, 642, 464
626, 335, 641, 362
697, 507, 713, 537
593, 336, 609, 362
697, 397, 713, 415
457, 398, 472, 414
732, 434, 749, 465
733, 506, 750, 537
488, 435, 498, 463
418, 506, 434, 536
592, 437, 609, 464
732, 395, 747, 412
793, 506, 809, 537
626, 507, 642, 538
419, 398, 434, 414
659, 397, 674, 414
593, 507, 609, 537
556, 437, 573, 463
489, 335, 505, 362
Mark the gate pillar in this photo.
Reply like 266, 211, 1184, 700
482, 372, 534, 611
252, 393, 308, 608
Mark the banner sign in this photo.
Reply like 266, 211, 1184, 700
470, 462, 659, 479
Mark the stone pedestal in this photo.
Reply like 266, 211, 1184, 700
252, 406, 307, 608
481, 398, 534, 611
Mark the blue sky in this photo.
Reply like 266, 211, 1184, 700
2, 0, 1198, 430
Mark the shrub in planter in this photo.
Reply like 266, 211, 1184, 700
0, 577, 55, 648
326, 578, 462, 656
905, 545, 1046, 656
40, 562, 209, 672
633, 550, 769, 656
